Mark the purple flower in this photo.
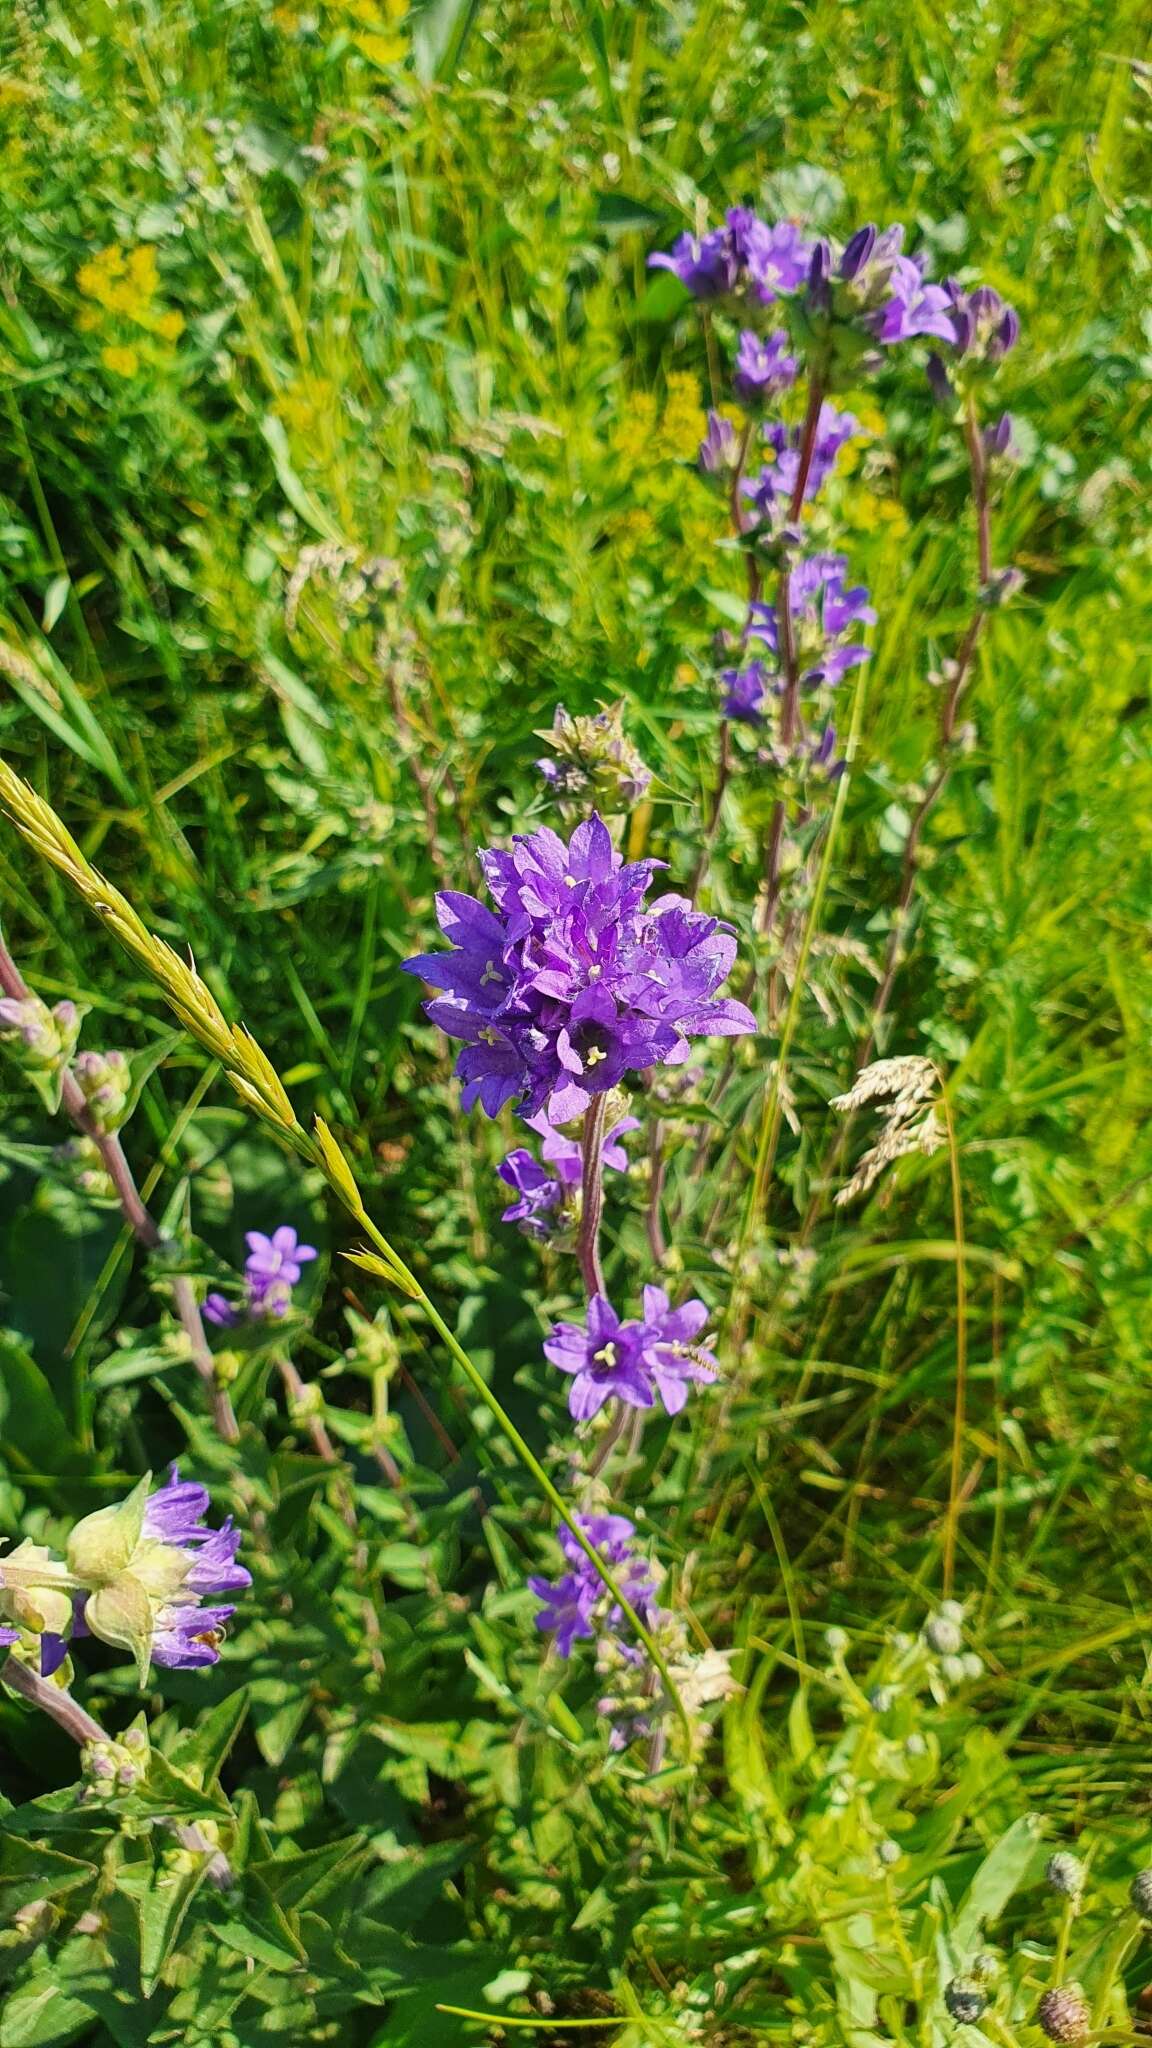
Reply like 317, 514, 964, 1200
544, 1289, 720, 1422
721, 661, 771, 723
143, 1468, 251, 1598
529, 1512, 658, 1656
741, 403, 861, 528
544, 1294, 655, 1421
743, 216, 814, 302
403, 816, 756, 1123
809, 223, 958, 347
637, 1285, 719, 1416
648, 225, 740, 299
151, 1602, 237, 1670
748, 553, 875, 688
204, 1223, 317, 1327
648, 210, 811, 305
983, 411, 1016, 459
732, 328, 797, 409
0, 1626, 18, 1648
698, 409, 739, 477
497, 1112, 638, 1236
245, 1226, 317, 1296
945, 283, 1019, 362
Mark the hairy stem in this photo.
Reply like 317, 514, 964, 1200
1, 1653, 106, 1743
1, 1656, 234, 1887
578, 1094, 609, 1299
0, 927, 239, 1442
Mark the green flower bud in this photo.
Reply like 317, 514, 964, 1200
67, 1475, 151, 1584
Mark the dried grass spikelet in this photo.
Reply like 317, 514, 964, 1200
0, 754, 419, 1296
0, 755, 299, 1144
831, 1055, 945, 1205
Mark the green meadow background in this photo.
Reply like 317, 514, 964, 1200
1, 0, 1151, 2041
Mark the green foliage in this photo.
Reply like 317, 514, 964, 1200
1, 0, 1152, 2040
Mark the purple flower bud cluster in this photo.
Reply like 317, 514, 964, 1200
498, 1110, 639, 1238
529, 1513, 660, 1657
0, 995, 80, 1066
649, 208, 812, 304
740, 402, 861, 528
732, 328, 797, 409
749, 555, 876, 689
204, 1224, 317, 1328
403, 815, 756, 1124
545, 1287, 718, 1422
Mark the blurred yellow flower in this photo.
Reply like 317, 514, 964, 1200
353, 30, 406, 63
100, 344, 140, 378
658, 371, 706, 459
77, 243, 183, 348
612, 392, 658, 467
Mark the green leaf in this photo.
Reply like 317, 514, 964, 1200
951, 1814, 1046, 1954
82, 1571, 153, 1682
0, 1970, 93, 2048
168, 1687, 250, 1788
409, 0, 479, 83
0, 1330, 87, 1475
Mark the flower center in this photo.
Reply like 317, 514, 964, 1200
593, 1342, 618, 1370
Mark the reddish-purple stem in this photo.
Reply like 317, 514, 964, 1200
577, 1095, 608, 1299
0, 928, 239, 1443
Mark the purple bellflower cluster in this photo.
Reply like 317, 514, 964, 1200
402, 815, 756, 1123
204, 1224, 317, 1328
545, 1287, 718, 1421
498, 1109, 639, 1238
529, 1513, 659, 1658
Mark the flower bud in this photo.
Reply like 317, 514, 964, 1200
1036, 1984, 1091, 2043
878, 1839, 902, 1866
535, 703, 652, 810
944, 1978, 988, 2025
1045, 1851, 1084, 1897
924, 1613, 963, 1656
72, 1049, 131, 1132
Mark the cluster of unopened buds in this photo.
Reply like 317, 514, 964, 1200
0, 1467, 249, 1683
535, 702, 653, 811
0, 994, 83, 1111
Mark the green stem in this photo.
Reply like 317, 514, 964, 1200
345, 1195, 691, 1740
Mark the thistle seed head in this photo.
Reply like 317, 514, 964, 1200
1036, 1984, 1091, 2043
944, 1977, 988, 2025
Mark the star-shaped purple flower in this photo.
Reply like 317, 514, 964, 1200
403, 815, 756, 1123
637, 1284, 719, 1416
544, 1294, 655, 1421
